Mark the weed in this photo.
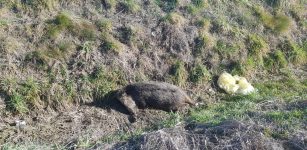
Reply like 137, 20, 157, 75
156, 0, 178, 12
186, 5, 199, 15
170, 60, 188, 87
189, 63, 211, 84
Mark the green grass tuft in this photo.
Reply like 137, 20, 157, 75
121, 0, 140, 13
101, 33, 123, 54
189, 63, 211, 84
156, 0, 178, 12
170, 60, 188, 87
96, 19, 112, 32
46, 13, 74, 38
255, 7, 291, 33
281, 40, 307, 65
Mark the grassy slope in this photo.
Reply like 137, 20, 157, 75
0, 0, 306, 148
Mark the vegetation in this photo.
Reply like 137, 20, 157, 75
156, 0, 179, 12
255, 6, 291, 33
0, 0, 306, 148
170, 60, 188, 87
189, 63, 211, 84
47, 13, 74, 38
121, 0, 140, 13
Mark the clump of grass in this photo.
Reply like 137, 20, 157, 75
196, 18, 211, 31
169, 60, 188, 87
189, 63, 211, 84
152, 112, 182, 130
163, 12, 185, 26
0, 19, 8, 27
118, 26, 136, 45
254, 7, 291, 33
280, 40, 307, 66
156, 0, 178, 12
0, 77, 43, 113
264, 50, 288, 70
47, 13, 74, 38
25, 51, 50, 70
121, 0, 140, 13
25, 42, 74, 69
21, 0, 56, 11
77, 22, 97, 41
247, 34, 269, 66
103, 0, 117, 10
90, 67, 127, 99
101, 33, 123, 54
214, 40, 239, 57
96, 19, 112, 32
187, 0, 207, 14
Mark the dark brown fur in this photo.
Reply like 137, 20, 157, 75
115, 81, 195, 117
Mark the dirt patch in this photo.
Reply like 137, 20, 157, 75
110, 120, 306, 150
0, 103, 175, 146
